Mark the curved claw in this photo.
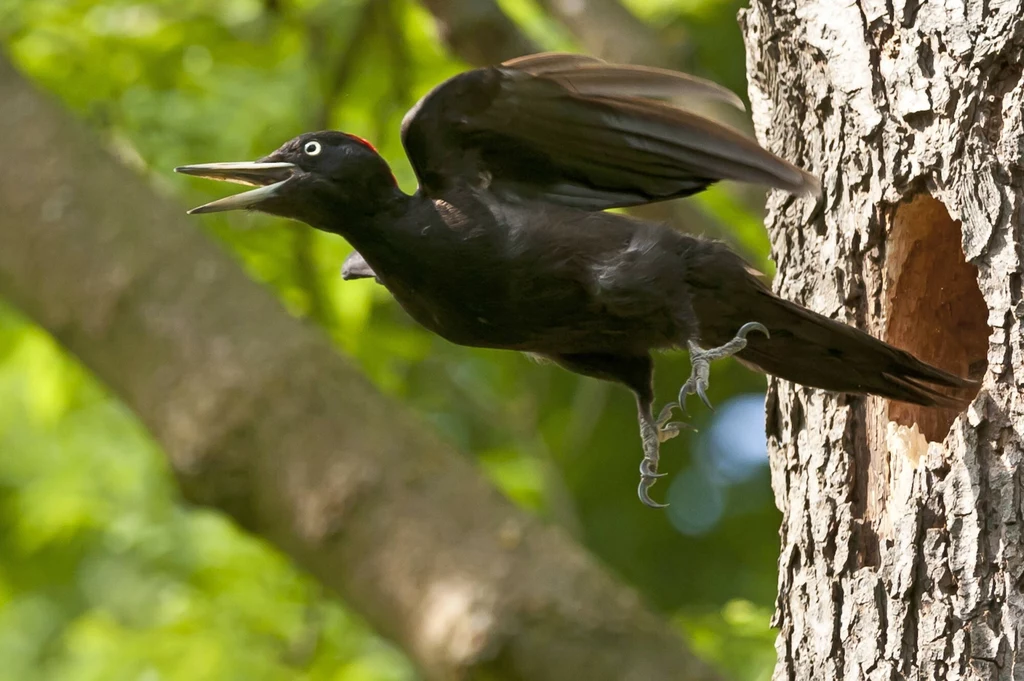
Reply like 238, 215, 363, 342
656, 402, 678, 425
677, 380, 696, 416
696, 381, 714, 411
638, 477, 669, 509
658, 421, 693, 442
639, 459, 667, 478
736, 321, 770, 340
638, 459, 669, 508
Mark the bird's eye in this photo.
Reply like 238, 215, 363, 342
304, 141, 322, 156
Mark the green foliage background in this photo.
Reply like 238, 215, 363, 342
0, 1, 780, 679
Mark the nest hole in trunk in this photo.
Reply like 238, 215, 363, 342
883, 194, 988, 443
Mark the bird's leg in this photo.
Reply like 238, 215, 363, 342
636, 396, 670, 509
637, 397, 700, 508
678, 322, 769, 414
545, 352, 682, 508
637, 323, 769, 506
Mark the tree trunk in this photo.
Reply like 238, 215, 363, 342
740, 0, 1023, 678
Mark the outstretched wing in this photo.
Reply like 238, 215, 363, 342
401, 52, 819, 210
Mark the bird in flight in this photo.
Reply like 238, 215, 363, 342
177, 53, 971, 508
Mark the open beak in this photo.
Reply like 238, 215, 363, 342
174, 161, 297, 214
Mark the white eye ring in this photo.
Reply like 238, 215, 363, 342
304, 141, 322, 156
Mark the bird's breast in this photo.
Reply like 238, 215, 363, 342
377, 265, 538, 349
352, 198, 688, 353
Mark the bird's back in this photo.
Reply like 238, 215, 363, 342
356, 187, 700, 355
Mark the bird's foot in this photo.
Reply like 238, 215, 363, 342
637, 405, 697, 508
655, 402, 692, 442
637, 412, 670, 509
638, 457, 667, 508
678, 322, 769, 415
635, 322, 768, 508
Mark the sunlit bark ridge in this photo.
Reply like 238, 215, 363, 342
741, 1, 1022, 677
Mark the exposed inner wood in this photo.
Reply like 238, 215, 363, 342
883, 194, 987, 442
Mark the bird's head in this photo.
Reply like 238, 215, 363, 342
176, 131, 399, 228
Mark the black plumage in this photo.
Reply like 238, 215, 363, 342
176, 53, 971, 507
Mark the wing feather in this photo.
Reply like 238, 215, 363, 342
401, 52, 820, 209
541, 64, 745, 111
500, 52, 605, 73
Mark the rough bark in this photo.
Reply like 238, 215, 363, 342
0, 58, 722, 681
740, 0, 1024, 678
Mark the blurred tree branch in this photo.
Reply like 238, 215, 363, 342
535, 0, 688, 67
416, 0, 538, 64
378, 0, 414, 111
306, 0, 378, 131
0, 56, 722, 681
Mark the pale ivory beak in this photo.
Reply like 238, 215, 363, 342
174, 161, 297, 214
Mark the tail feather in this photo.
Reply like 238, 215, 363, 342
734, 298, 973, 406
687, 245, 975, 407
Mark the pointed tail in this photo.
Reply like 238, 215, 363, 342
688, 245, 976, 407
